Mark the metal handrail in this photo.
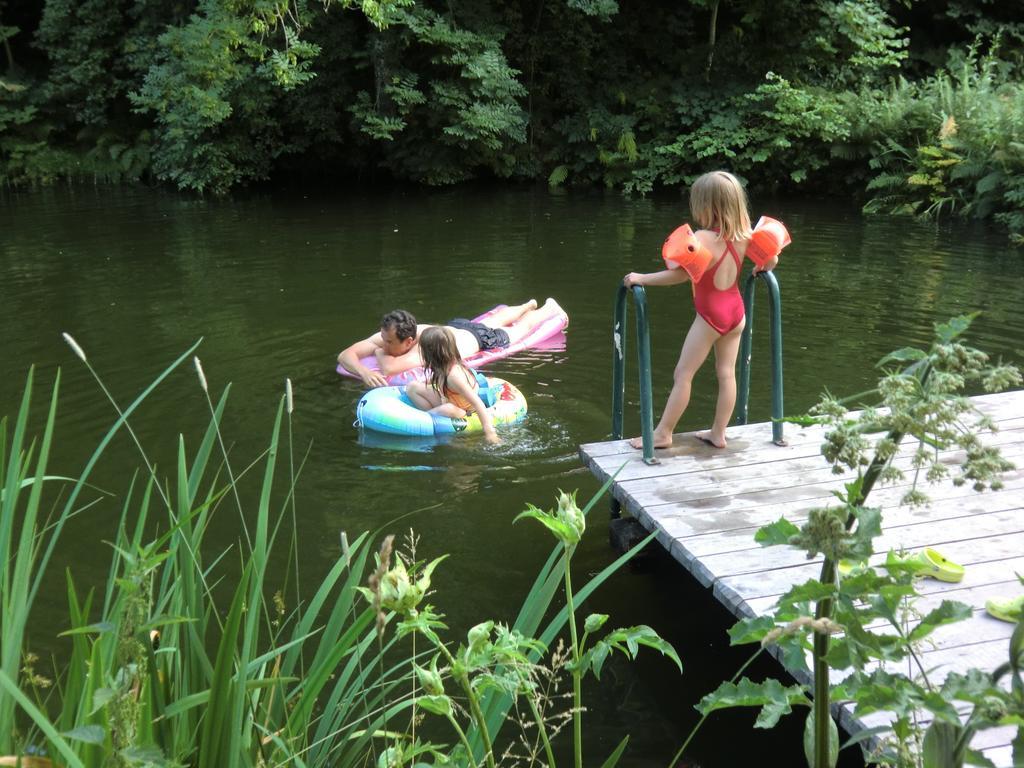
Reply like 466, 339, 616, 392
735, 270, 785, 445
609, 284, 657, 518
612, 284, 658, 465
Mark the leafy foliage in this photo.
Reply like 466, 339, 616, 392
2, 0, 1023, 238
0, 351, 678, 767
347, 4, 528, 184
129, 1, 325, 193
701, 317, 1023, 767
862, 35, 1024, 241
666, 318, 1024, 768
35, 0, 139, 128
697, 677, 811, 729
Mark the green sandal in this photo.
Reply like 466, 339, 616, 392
985, 596, 1024, 623
885, 548, 964, 583
837, 559, 870, 577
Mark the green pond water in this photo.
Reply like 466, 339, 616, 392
2, 184, 1022, 767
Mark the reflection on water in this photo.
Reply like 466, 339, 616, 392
357, 429, 454, 453
2, 185, 1022, 767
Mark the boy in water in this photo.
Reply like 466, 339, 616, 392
338, 298, 566, 388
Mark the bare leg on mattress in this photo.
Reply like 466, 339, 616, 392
501, 298, 567, 345
481, 299, 538, 328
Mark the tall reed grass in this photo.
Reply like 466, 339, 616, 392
1, 339, 669, 767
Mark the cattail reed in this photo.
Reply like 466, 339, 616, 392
340, 531, 350, 566
62, 332, 86, 362
193, 356, 208, 393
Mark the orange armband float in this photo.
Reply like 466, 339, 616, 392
661, 223, 714, 283
747, 216, 791, 268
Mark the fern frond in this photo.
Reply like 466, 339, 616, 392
865, 173, 907, 192
949, 161, 987, 181
974, 170, 1004, 195
547, 165, 568, 188
830, 143, 862, 160
617, 130, 638, 163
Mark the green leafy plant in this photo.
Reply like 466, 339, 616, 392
680, 315, 1022, 767
0, 339, 415, 767
129, 0, 408, 193
863, 34, 1024, 241
347, 3, 528, 185
5, 0, 1024, 222
1, 339, 682, 768
350, 487, 682, 768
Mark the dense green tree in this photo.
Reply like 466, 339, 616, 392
1, 0, 1021, 237
35, 0, 130, 127
346, 4, 528, 184
130, 1, 292, 193
34, 0, 185, 128
0, 5, 40, 183
130, 0, 406, 192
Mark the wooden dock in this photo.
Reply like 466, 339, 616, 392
579, 390, 1024, 767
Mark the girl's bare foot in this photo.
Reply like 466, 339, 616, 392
695, 430, 727, 449
525, 298, 538, 311
628, 429, 673, 449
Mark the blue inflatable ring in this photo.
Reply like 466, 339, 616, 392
357, 377, 527, 437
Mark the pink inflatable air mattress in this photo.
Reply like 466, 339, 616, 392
337, 305, 569, 386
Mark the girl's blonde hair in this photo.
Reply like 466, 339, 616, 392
420, 326, 467, 396
689, 171, 753, 241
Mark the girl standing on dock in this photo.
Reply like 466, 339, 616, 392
623, 171, 779, 449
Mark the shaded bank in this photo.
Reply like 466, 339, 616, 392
0, 1, 1022, 239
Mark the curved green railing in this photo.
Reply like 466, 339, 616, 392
735, 270, 785, 445
609, 274, 783, 517
611, 284, 657, 467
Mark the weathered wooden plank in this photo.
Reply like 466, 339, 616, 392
584, 416, 1024, 478
981, 746, 1017, 766
713, 534, 1024, 611
614, 428, 1024, 493
667, 487, 1024, 565
637, 492, 1024, 592
580, 390, 1024, 768
641, 476, 1024, 562
587, 454, 1024, 536
582, 434, 823, 484
691, 508, 1024, 581
956, 726, 1018, 752
914, 637, 1014, 676
828, 638, 1023, 760
724, 557, 1024, 626
580, 391, 1024, 459
592, 431, 1024, 505
606, 434, 1024, 499
880, 607, 1017, 651
628, 476, 1024, 565
839, 709, 1019, 756
578, 391, 1024, 460
744, 558, 1024, 616
580, 422, 812, 459
628, 463, 1024, 529
581, 427, 1024, 517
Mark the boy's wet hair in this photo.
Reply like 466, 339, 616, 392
381, 309, 418, 341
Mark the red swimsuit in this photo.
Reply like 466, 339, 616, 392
692, 240, 745, 334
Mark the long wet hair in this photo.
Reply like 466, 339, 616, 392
690, 171, 753, 242
420, 326, 471, 396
